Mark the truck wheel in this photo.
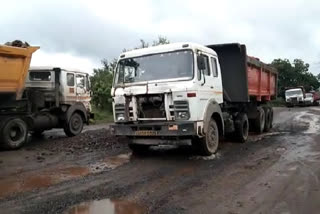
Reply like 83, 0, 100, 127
269, 108, 274, 128
263, 107, 272, 132
234, 113, 249, 143
64, 112, 84, 137
253, 107, 265, 133
196, 118, 219, 156
0, 118, 28, 149
129, 143, 150, 155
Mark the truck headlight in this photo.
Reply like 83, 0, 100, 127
116, 113, 125, 121
174, 100, 190, 120
114, 104, 126, 122
177, 111, 190, 119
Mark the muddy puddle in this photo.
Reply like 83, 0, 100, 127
64, 199, 146, 214
0, 153, 131, 199
0, 166, 89, 199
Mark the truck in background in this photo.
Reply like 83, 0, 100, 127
111, 42, 277, 156
0, 44, 93, 149
304, 93, 314, 106
285, 87, 305, 107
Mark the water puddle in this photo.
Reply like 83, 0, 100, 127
0, 166, 89, 199
250, 131, 288, 142
294, 112, 320, 133
64, 199, 146, 214
90, 153, 131, 172
0, 153, 131, 199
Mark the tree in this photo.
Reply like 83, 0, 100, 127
271, 58, 320, 96
90, 59, 116, 110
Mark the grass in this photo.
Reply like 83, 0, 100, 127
269, 97, 286, 107
91, 106, 114, 124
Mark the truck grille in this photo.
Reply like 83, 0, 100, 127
137, 94, 166, 120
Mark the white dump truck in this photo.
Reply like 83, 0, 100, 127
111, 43, 277, 155
0, 44, 93, 149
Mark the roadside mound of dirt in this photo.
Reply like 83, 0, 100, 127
27, 129, 127, 154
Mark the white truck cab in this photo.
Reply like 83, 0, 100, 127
111, 42, 277, 156
24, 66, 93, 137
26, 66, 92, 112
285, 88, 305, 107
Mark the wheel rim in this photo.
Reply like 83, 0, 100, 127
9, 124, 24, 142
207, 121, 218, 153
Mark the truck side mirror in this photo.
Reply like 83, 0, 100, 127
197, 56, 206, 70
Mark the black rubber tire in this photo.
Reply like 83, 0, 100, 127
269, 108, 274, 128
0, 118, 28, 149
263, 107, 272, 132
234, 113, 249, 143
195, 118, 219, 156
129, 143, 150, 155
253, 107, 265, 133
64, 112, 84, 137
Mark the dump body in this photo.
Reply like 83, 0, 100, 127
207, 43, 277, 102
0, 45, 39, 100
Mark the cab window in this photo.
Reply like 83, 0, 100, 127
202, 55, 210, 76
76, 75, 85, 88
30, 71, 51, 81
211, 57, 218, 77
67, 73, 75, 86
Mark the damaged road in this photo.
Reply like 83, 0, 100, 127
1, 107, 320, 214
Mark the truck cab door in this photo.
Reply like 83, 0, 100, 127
197, 53, 214, 117
75, 74, 91, 109
65, 72, 76, 101
209, 56, 223, 103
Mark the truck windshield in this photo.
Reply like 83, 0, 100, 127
115, 50, 193, 84
306, 93, 313, 98
29, 71, 51, 81
285, 90, 302, 96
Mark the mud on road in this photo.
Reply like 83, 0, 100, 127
1, 107, 320, 214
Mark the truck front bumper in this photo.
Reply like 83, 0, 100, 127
111, 121, 197, 137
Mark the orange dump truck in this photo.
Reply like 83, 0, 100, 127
0, 45, 39, 149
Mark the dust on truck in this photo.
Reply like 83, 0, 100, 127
0, 45, 93, 149
111, 43, 277, 155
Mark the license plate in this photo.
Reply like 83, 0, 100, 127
135, 130, 158, 136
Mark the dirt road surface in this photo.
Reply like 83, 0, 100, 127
1, 107, 320, 214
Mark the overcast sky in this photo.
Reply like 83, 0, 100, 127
1, 0, 320, 74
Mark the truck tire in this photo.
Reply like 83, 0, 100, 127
0, 118, 28, 149
64, 112, 84, 137
195, 118, 219, 156
253, 107, 265, 133
270, 108, 274, 128
129, 143, 150, 155
263, 107, 272, 132
234, 113, 249, 143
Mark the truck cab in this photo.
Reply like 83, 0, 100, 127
111, 42, 276, 156
285, 88, 305, 107
26, 66, 92, 112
